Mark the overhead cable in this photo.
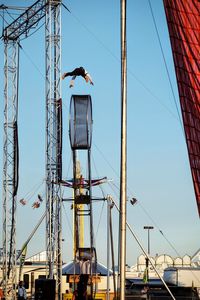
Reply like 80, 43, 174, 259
148, 0, 184, 134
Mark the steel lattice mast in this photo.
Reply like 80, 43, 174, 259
45, 2, 62, 299
1, 1, 63, 299
2, 38, 19, 300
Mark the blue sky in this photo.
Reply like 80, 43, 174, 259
0, 0, 199, 267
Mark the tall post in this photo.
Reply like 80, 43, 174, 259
119, 0, 127, 299
107, 197, 111, 300
75, 161, 84, 249
143, 226, 154, 282
2, 38, 19, 300
73, 151, 78, 257
45, 1, 62, 299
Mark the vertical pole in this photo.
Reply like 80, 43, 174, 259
119, 0, 127, 299
88, 148, 94, 298
109, 200, 117, 299
76, 161, 84, 248
143, 226, 154, 283
107, 198, 111, 300
73, 152, 79, 257
147, 229, 149, 282
88, 149, 94, 250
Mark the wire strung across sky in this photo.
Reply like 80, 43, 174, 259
93, 141, 183, 259
62, 1, 183, 125
148, 0, 184, 135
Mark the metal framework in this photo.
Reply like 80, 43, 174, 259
1, 1, 62, 299
45, 2, 62, 299
2, 0, 47, 40
69, 95, 97, 298
2, 39, 19, 300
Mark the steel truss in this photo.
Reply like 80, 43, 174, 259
45, 1, 62, 299
1, 1, 62, 299
2, 0, 46, 40
2, 39, 19, 300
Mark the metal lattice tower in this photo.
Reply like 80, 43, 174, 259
45, 2, 62, 299
1, 1, 63, 299
2, 39, 19, 300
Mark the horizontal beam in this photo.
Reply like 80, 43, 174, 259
62, 197, 106, 202
2, 0, 47, 40
0, 5, 28, 11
